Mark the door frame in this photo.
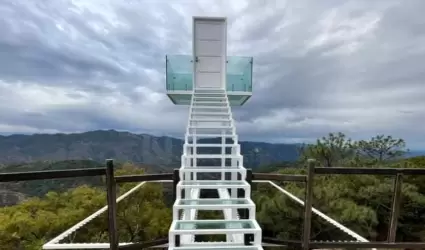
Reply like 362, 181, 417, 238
192, 16, 227, 89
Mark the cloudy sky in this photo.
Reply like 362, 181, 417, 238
0, 0, 424, 149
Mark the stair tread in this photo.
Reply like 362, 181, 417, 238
193, 101, 227, 103
188, 126, 232, 129
192, 106, 227, 108
171, 246, 261, 250
171, 219, 260, 232
180, 165, 243, 169
186, 134, 236, 137
191, 112, 229, 114
190, 119, 232, 122
178, 180, 248, 186
184, 154, 241, 158
175, 198, 254, 207
185, 143, 237, 147
180, 167, 245, 173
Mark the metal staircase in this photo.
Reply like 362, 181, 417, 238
168, 88, 263, 250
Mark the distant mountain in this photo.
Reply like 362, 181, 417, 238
406, 150, 425, 157
0, 130, 300, 168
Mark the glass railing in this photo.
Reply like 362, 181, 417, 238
226, 56, 253, 92
166, 55, 194, 91
166, 55, 252, 92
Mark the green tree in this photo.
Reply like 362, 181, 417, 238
354, 135, 406, 163
299, 132, 354, 167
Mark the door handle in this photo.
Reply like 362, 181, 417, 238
195, 57, 199, 62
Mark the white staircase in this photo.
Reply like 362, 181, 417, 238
168, 88, 263, 250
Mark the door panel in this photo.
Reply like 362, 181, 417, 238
196, 56, 221, 72
196, 40, 222, 56
194, 20, 225, 89
197, 72, 221, 88
195, 22, 222, 40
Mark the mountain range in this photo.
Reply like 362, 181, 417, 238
0, 130, 300, 168
0, 130, 424, 207
0, 130, 301, 206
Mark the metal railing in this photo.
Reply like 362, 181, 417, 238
1, 159, 425, 249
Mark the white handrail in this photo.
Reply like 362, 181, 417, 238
264, 180, 371, 243
43, 182, 147, 246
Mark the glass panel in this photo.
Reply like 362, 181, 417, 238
176, 220, 255, 230
226, 56, 253, 92
182, 181, 246, 186
179, 198, 249, 206
166, 55, 193, 91
165, 55, 253, 92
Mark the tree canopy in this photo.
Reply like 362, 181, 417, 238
256, 133, 425, 243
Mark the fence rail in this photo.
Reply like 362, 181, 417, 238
1, 159, 424, 249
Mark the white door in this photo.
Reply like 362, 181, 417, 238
194, 20, 225, 89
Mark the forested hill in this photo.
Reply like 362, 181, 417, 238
0, 132, 424, 250
0, 130, 300, 167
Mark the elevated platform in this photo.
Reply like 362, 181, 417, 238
166, 55, 252, 106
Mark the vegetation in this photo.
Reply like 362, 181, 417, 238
0, 132, 424, 249
0, 163, 171, 250
255, 133, 425, 243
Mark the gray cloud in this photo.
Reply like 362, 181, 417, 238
0, 0, 425, 149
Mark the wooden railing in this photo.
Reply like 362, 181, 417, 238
1, 159, 425, 249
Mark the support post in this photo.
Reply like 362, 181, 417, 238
388, 173, 403, 242
172, 169, 180, 201
302, 159, 315, 250
106, 159, 118, 250
172, 169, 180, 247
244, 169, 253, 245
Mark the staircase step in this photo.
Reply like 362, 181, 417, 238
171, 245, 263, 250
193, 101, 227, 104
177, 180, 249, 189
185, 143, 237, 147
189, 121, 232, 126
190, 118, 232, 122
180, 165, 243, 169
194, 91, 226, 94
188, 125, 232, 129
186, 134, 236, 138
184, 154, 241, 159
192, 106, 228, 110
193, 95, 227, 101
170, 219, 261, 235
174, 198, 254, 210
194, 88, 225, 92
180, 166, 245, 175
194, 92, 226, 94
180, 169, 246, 181
191, 112, 230, 116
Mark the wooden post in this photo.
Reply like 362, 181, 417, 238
388, 173, 403, 242
303, 159, 315, 250
106, 159, 118, 250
